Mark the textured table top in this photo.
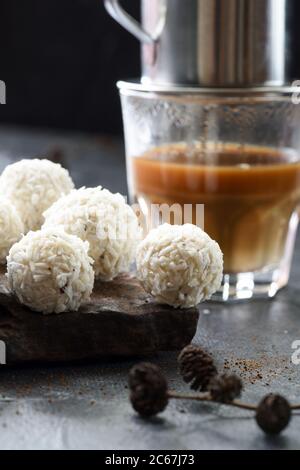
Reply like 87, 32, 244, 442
0, 126, 299, 450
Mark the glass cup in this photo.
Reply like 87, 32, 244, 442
118, 82, 300, 301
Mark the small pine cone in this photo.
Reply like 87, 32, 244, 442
178, 344, 217, 391
129, 363, 169, 417
256, 394, 291, 435
208, 374, 243, 403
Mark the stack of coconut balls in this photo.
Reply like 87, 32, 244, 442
0, 158, 223, 315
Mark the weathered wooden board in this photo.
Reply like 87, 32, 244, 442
0, 269, 199, 364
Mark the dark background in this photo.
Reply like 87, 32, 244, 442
0, 0, 140, 135
0, 0, 300, 135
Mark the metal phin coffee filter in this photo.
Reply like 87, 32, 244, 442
105, 0, 293, 88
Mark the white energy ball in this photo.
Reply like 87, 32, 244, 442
0, 198, 24, 264
43, 186, 141, 281
136, 224, 223, 308
0, 159, 74, 232
7, 228, 94, 314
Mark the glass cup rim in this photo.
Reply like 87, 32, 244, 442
117, 80, 299, 104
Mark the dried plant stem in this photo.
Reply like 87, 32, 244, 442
230, 400, 257, 411
291, 405, 300, 410
168, 391, 254, 411
168, 391, 210, 402
168, 390, 300, 412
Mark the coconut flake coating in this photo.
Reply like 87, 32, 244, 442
43, 187, 141, 281
0, 159, 74, 232
0, 198, 24, 264
136, 224, 223, 308
7, 228, 94, 314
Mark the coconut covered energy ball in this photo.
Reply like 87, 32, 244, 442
43, 186, 141, 281
0, 159, 74, 232
136, 224, 223, 308
7, 228, 94, 314
0, 198, 24, 264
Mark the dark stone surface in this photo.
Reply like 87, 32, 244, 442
0, 271, 198, 364
0, 126, 299, 450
